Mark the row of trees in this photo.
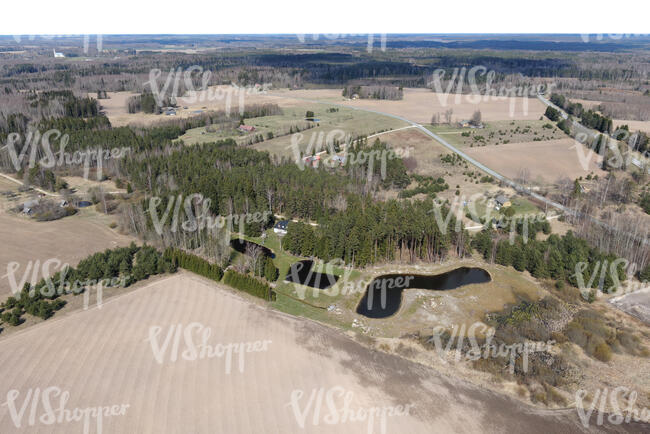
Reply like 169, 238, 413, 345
163, 248, 223, 281
223, 270, 274, 301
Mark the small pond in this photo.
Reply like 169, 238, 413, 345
284, 260, 338, 290
230, 239, 275, 258
77, 201, 92, 208
356, 267, 491, 318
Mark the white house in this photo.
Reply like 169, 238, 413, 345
273, 220, 289, 235
53, 49, 65, 58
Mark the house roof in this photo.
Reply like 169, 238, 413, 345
495, 195, 509, 205
274, 220, 289, 230
238, 125, 255, 131
23, 199, 39, 208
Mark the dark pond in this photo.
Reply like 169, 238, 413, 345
230, 239, 275, 258
77, 201, 92, 208
284, 260, 339, 290
356, 267, 491, 318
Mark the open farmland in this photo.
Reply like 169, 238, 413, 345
99, 87, 547, 129
464, 138, 607, 185
97, 88, 312, 127
0, 272, 604, 433
177, 104, 407, 153
267, 88, 547, 123
614, 119, 650, 134
0, 210, 133, 301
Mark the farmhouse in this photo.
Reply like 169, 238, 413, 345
238, 125, 256, 133
495, 195, 511, 210
303, 155, 321, 168
273, 220, 289, 235
331, 155, 346, 166
52, 49, 65, 58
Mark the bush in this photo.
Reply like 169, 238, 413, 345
264, 257, 279, 282
593, 342, 612, 362
544, 106, 560, 122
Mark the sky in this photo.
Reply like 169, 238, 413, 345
1, 0, 648, 35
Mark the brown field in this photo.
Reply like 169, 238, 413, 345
465, 138, 606, 185
97, 88, 310, 127
269, 88, 547, 123
0, 272, 601, 433
99, 87, 546, 128
614, 119, 650, 134
0, 210, 132, 300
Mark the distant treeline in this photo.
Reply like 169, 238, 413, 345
342, 85, 403, 100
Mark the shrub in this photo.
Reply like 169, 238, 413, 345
593, 342, 612, 362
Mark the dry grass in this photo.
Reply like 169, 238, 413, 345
464, 138, 606, 185
614, 119, 650, 134
268, 88, 547, 123
100, 87, 547, 128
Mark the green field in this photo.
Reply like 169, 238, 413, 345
465, 196, 541, 223
178, 104, 408, 157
